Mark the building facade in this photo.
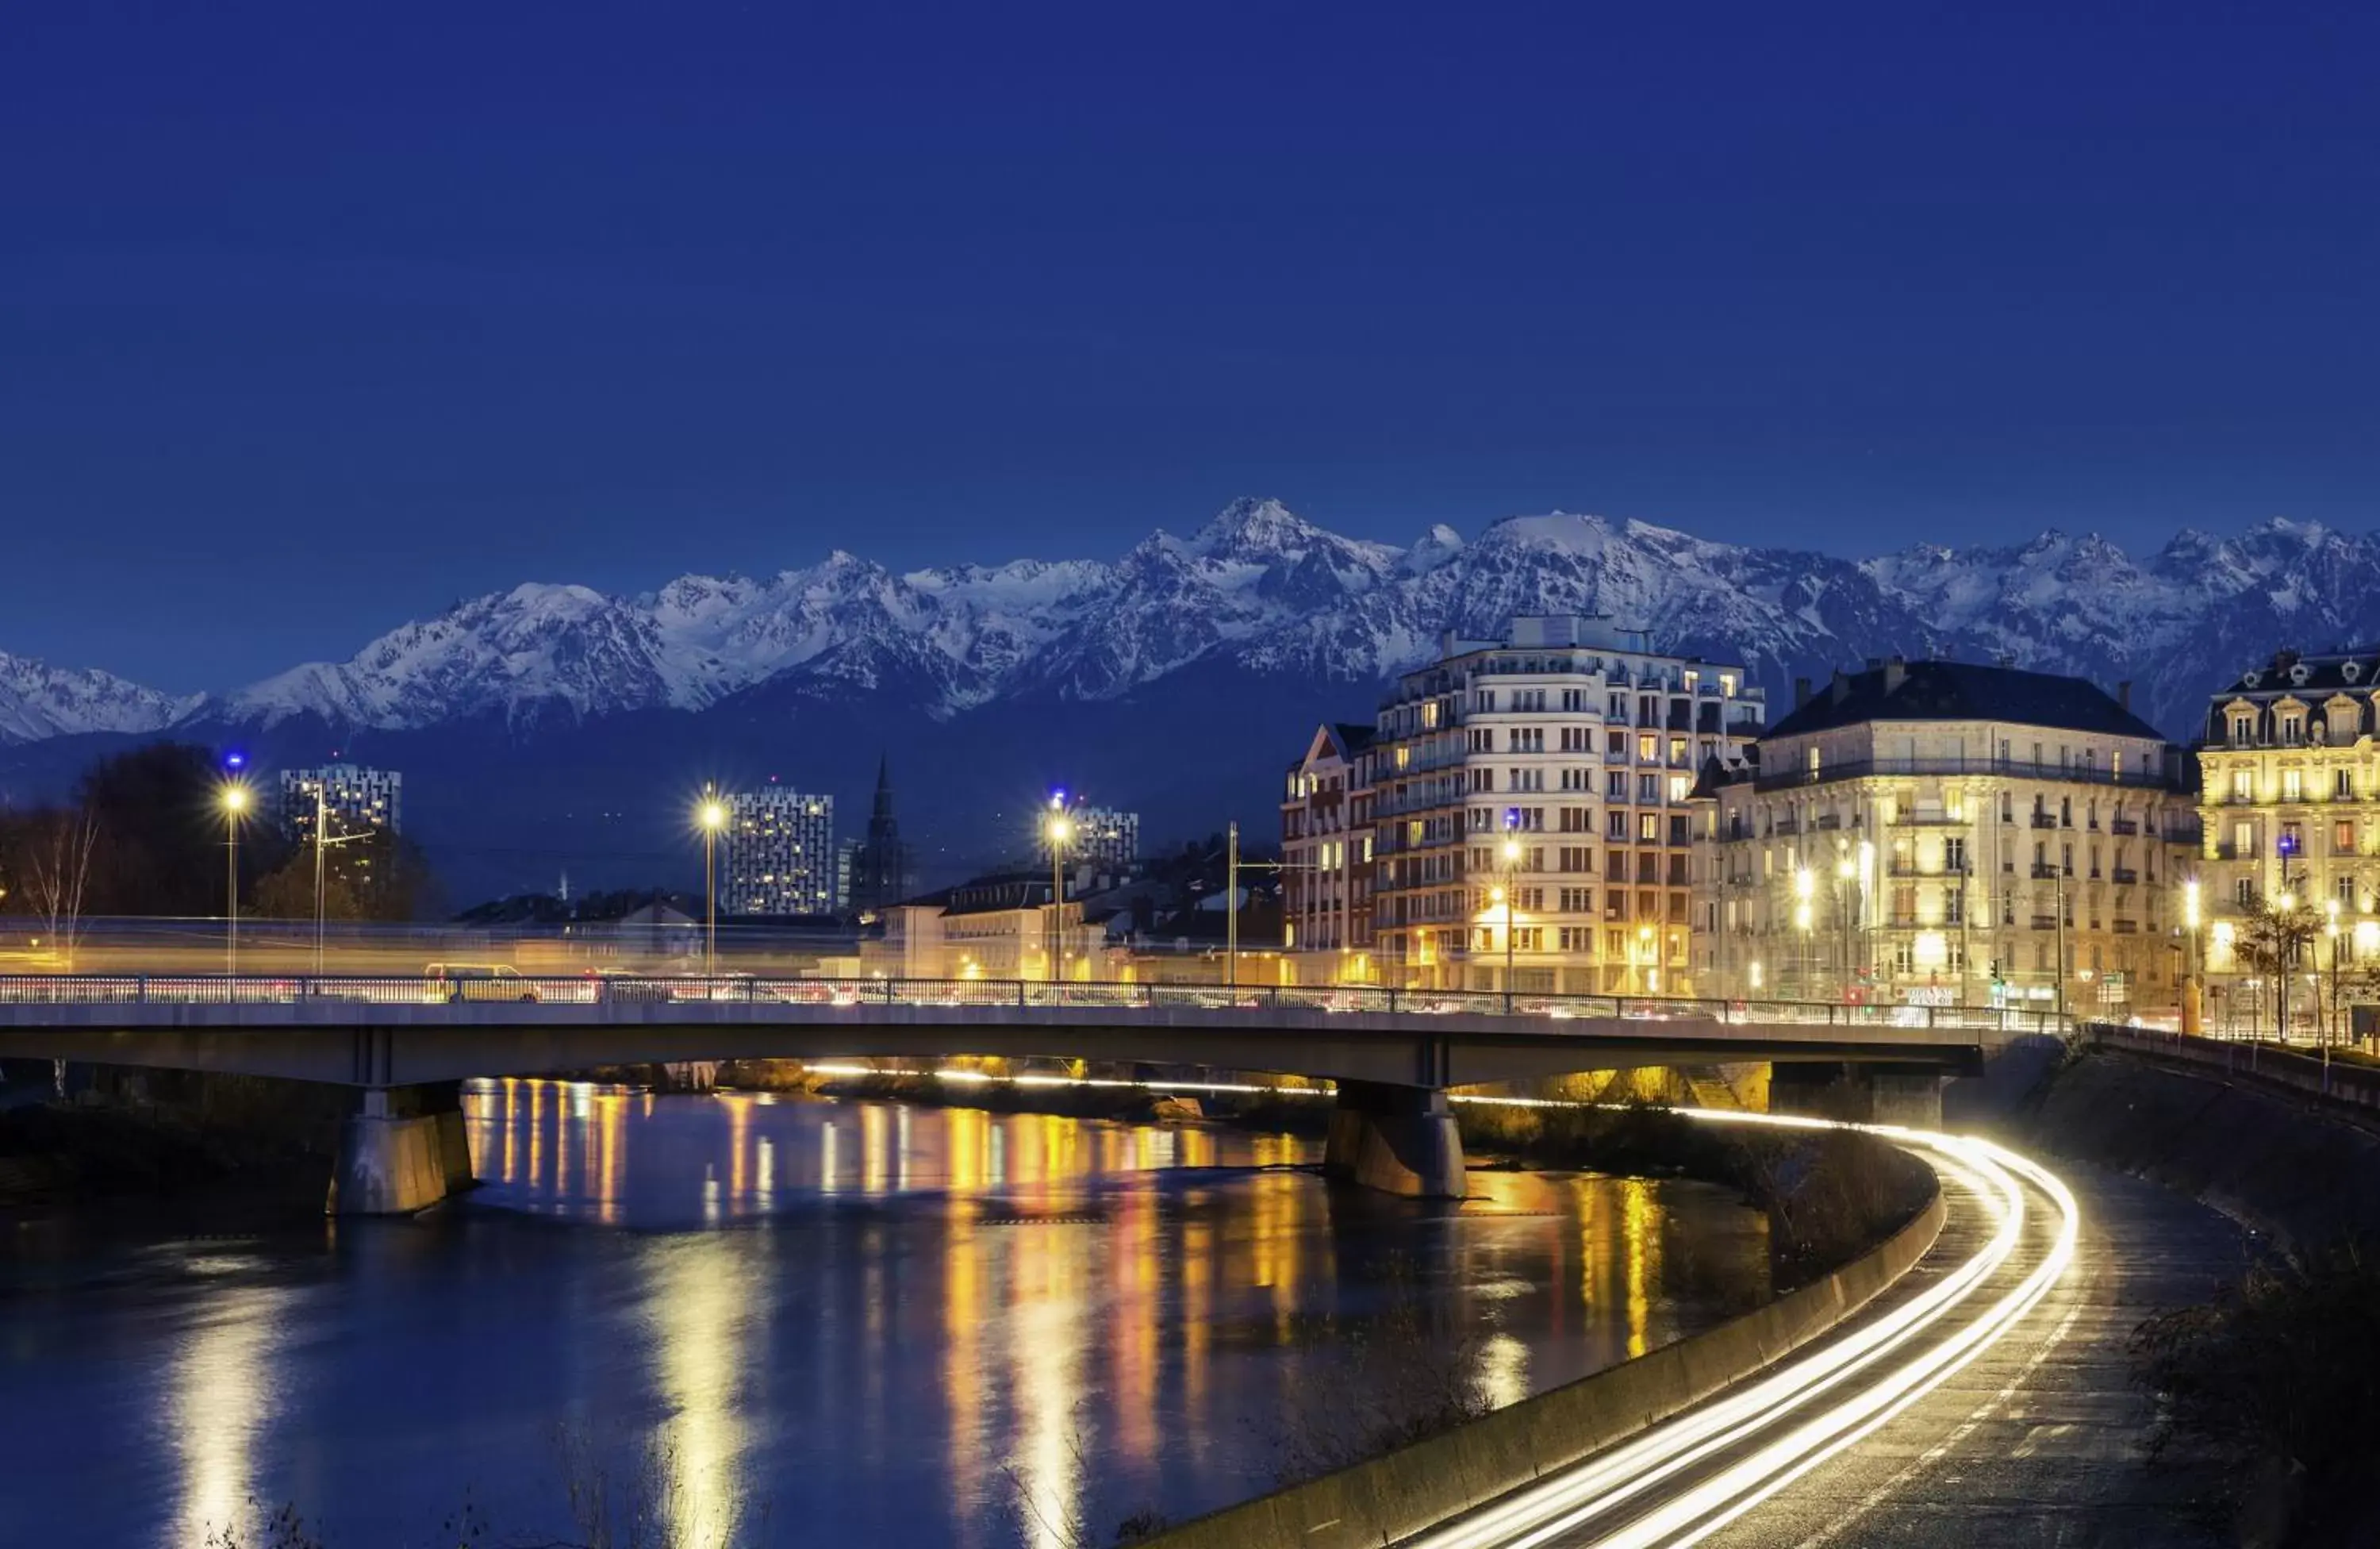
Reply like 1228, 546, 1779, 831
2196, 648, 2380, 1033
861, 874, 1102, 981
1041, 805, 1140, 873
721, 789, 835, 917
1368, 617, 1764, 994
279, 762, 402, 840
1280, 723, 1377, 982
1697, 659, 2195, 1019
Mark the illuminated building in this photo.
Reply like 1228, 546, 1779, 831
1696, 658, 2195, 1017
1280, 722, 1377, 982
2196, 648, 2380, 1029
1365, 617, 1763, 993
721, 787, 835, 917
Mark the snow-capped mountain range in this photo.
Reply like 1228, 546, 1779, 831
8, 498, 2380, 750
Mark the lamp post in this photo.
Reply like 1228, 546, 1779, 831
2181, 878, 2203, 1036
1046, 797, 1074, 984
1833, 855, 1856, 1002
699, 789, 726, 975
1793, 866, 1815, 1000
221, 782, 249, 976
2326, 898, 2343, 1046
1500, 830, 1523, 996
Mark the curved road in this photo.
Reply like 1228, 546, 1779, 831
1415, 1116, 2244, 1549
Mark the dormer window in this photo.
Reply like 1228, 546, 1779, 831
2232, 714, 2255, 745
2282, 713, 2305, 745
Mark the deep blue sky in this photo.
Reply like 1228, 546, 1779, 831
6, 1, 2375, 691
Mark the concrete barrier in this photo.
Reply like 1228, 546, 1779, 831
1142, 1170, 1947, 1549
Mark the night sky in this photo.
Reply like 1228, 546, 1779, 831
6, 2, 2375, 690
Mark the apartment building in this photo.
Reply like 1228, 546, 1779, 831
1697, 659, 2195, 1019
1368, 617, 1764, 994
721, 788, 835, 917
279, 762, 402, 840
1281, 722, 1378, 982
1040, 805, 1141, 874
2197, 648, 2380, 1029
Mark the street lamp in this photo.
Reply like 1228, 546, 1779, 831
2326, 898, 2343, 1046
1833, 855, 1856, 1001
1500, 832, 1523, 995
1045, 796, 1074, 984
221, 782, 249, 977
1793, 867, 1815, 998
699, 790, 727, 974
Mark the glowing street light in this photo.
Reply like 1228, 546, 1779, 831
1045, 794, 1074, 983
1500, 830, 1524, 995
699, 788, 727, 974
220, 782, 250, 976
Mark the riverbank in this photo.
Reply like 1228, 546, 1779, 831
1964, 1039, 2380, 1546
0, 1090, 334, 1222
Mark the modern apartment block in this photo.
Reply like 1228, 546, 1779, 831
722, 788, 835, 917
1367, 617, 1764, 994
280, 762, 402, 840
2196, 648, 2380, 1030
1696, 659, 2195, 1019
1041, 805, 1140, 873
1281, 722, 1378, 981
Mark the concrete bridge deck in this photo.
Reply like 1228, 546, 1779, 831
0, 974, 2006, 1089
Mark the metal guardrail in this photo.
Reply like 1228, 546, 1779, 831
2087, 1023, 2380, 1117
0, 973, 2063, 1035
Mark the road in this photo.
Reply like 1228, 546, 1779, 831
1412, 1124, 2249, 1549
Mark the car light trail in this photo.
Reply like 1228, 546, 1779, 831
1409, 1113, 2078, 1549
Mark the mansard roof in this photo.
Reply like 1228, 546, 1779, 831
1764, 659, 2162, 743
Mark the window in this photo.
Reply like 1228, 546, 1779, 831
2340, 768, 2355, 799
2233, 820, 2252, 855
1559, 886, 1594, 912
2236, 876, 2255, 906
2232, 770, 2253, 801
2001, 793, 2013, 824
2340, 874, 2359, 907
1945, 836, 1967, 872
2232, 715, 2253, 744
1606, 811, 1628, 839
1638, 732, 1657, 761
2340, 820, 2359, 853
2284, 769, 2304, 802
1668, 774, 1691, 802
1669, 736, 1688, 765
1637, 773, 1659, 801
1637, 813, 1660, 841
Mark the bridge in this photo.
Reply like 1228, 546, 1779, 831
0, 974, 2016, 1213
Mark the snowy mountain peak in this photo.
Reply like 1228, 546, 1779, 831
13, 501, 2380, 748
0, 652, 204, 745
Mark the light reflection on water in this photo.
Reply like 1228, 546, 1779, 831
0, 1079, 1768, 1547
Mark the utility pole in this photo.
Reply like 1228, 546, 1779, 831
1226, 821, 1239, 991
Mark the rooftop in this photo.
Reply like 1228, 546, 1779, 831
1764, 659, 2163, 743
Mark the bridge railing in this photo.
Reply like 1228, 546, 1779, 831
0, 973, 2066, 1036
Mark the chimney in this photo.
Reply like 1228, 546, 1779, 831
1794, 676, 1812, 709
1883, 655, 1907, 694
1830, 669, 1851, 706
2118, 680, 2132, 713
1865, 656, 1883, 671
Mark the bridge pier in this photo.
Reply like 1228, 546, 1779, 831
329, 1082, 473, 1216
1770, 1062, 1946, 1128
1323, 1080, 1467, 1198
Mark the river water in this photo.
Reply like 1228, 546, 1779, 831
0, 1082, 1768, 1547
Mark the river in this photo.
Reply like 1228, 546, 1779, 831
0, 1081, 1769, 1547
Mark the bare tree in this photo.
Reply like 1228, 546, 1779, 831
2235, 893, 2324, 1043
24, 808, 98, 971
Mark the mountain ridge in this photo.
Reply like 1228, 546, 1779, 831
10, 502, 2380, 750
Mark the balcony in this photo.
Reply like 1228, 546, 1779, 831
2030, 913, 2060, 930
1814, 813, 1842, 831
2113, 920, 2140, 934
1748, 754, 2187, 795
2111, 818, 2139, 836
2029, 813, 2061, 829
1889, 812, 1967, 827
2030, 863, 2067, 880
1772, 818, 1800, 836
2113, 867, 2139, 885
